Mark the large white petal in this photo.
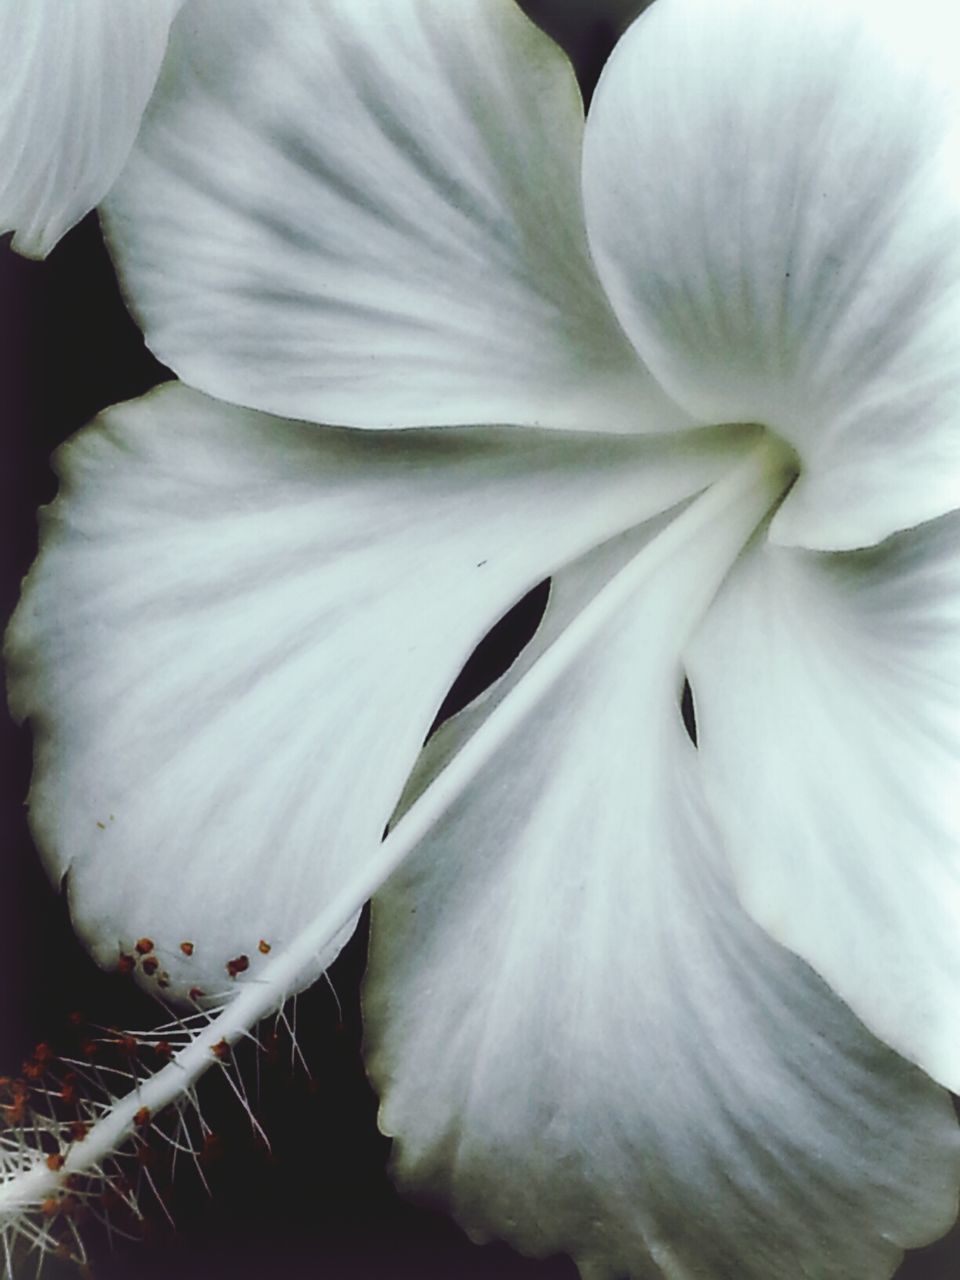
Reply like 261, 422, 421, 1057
5, 381, 735, 1001
101, 0, 685, 434
583, 0, 960, 548
686, 510, 960, 1092
365, 526, 960, 1280
0, 0, 183, 258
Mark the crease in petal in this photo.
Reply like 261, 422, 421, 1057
365, 501, 960, 1280
686, 508, 960, 1091
5, 381, 739, 1000
0, 0, 184, 258
101, 0, 690, 434
583, 0, 960, 547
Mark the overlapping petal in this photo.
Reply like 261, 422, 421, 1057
5, 381, 738, 1000
102, 0, 686, 434
686, 508, 960, 1091
583, 0, 960, 548
0, 0, 183, 258
365, 523, 960, 1280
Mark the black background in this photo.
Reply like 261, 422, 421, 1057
1, 4, 958, 1277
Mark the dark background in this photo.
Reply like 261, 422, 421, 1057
1, 4, 957, 1277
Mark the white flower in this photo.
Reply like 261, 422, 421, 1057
4, 0, 960, 1276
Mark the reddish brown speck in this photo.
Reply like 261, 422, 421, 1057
188, 987, 205, 1002
258, 939, 271, 955
180, 941, 195, 956
154, 1041, 173, 1061
141, 956, 159, 976
117, 1035, 138, 1059
41, 1198, 59, 1218
46, 1152, 65, 1172
134, 938, 154, 955
117, 953, 135, 976
210, 1038, 230, 1060
226, 954, 249, 978
133, 1106, 150, 1129
61, 1074, 79, 1107
70, 1120, 89, 1142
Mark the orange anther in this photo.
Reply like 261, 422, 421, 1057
133, 1106, 150, 1129
180, 941, 195, 956
46, 1152, 65, 1172
258, 939, 271, 955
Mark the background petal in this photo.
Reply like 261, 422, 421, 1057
102, 0, 686, 434
686, 509, 960, 1091
0, 0, 183, 258
366, 531, 960, 1280
583, 0, 960, 548
5, 382, 736, 1001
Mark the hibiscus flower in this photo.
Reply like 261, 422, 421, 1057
2, 0, 960, 1277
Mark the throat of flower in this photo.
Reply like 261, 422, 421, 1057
378, 429, 798, 884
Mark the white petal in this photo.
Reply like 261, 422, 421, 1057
365, 527, 960, 1280
5, 382, 735, 1001
686, 510, 960, 1091
101, 0, 685, 434
0, 0, 183, 258
583, 0, 960, 548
